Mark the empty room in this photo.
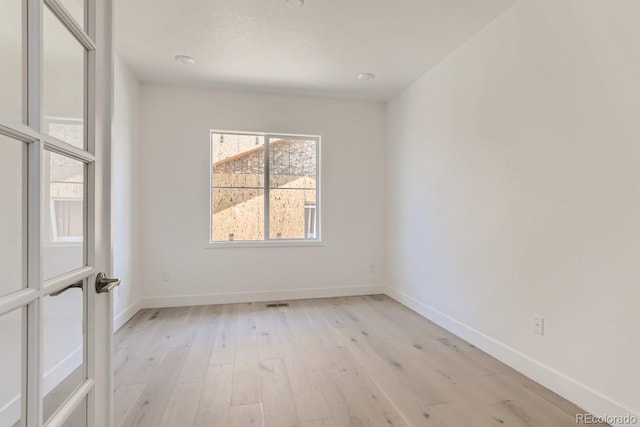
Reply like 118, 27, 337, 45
1, 0, 639, 426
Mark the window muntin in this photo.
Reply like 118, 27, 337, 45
211, 131, 320, 243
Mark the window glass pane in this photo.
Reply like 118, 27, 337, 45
43, 286, 85, 424
212, 188, 264, 241
269, 138, 317, 189
0, 0, 23, 122
0, 135, 27, 297
43, 152, 85, 280
58, 0, 84, 28
43, 6, 85, 149
0, 307, 24, 427
270, 189, 317, 239
212, 133, 265, 188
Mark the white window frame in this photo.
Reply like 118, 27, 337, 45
208, 130, 322, 248
304, 204, 317, 239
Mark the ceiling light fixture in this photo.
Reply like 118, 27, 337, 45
174, 55, 195, 66
285, 0, 304, 7
358, 73, 376, 81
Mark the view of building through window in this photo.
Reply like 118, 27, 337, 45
45, 119, 85, 243
211, 131, 320, 242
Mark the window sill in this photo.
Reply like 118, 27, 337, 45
205, 240, 324, 249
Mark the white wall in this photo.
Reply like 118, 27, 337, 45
387, 0, 640, 422
112, 55, 143, 328
137, 84, 387, 305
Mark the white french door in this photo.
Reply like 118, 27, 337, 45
0, 0, 114, 426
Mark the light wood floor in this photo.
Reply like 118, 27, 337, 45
113, 295, 604, 427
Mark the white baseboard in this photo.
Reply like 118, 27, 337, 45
384, 286, 639, 427
114, 299, 142, 332
43, 345, 83, 396
141, 284, 386, 309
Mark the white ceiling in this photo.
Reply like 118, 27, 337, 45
115, 0, 514, 101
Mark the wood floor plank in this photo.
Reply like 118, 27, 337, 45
116, 346, 169, 387
300, 420, 338, 427
257, 305, 288, 361
113, 297, 607, 427
298, 300, 340, 348
232, 358, 262, 406
194, 364, 234, 427
210, 304, 238, 365
120, 346, 190, 427
230, 403, 265, 427
160, 382, 203, 427
363, 295, 475, 351
178, 305, 220, 384
311, 298, 357, 330
259, 358, 301, 427
284, 353, 332, 421
235, 302, 260, 340
315, 367, 408, 427
344, 296, 424, 361
114, 309, 161, 349
332, 326, 464, 426
283, 301, 335, 371
113, 384, 145, 427
449, 373, 586, 426
411, 337, 501, 382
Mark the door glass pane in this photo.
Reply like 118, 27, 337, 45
58, 0, 84, 28
43, 6, 85, 149
43, 152, 85, 280
0, 0, 23, 122
43, 286, 85, 424
270, 189, 317, 239
212, 188, 264, 241
60, 397, 87, 427
0, 135, 27, 297
0, 308, 24, 427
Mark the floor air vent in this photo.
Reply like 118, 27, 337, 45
266, 303, 290, 308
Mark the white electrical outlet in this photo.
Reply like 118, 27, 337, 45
162, 272, 169, 282
368, 264, 376, 274
533, 315, 544, 335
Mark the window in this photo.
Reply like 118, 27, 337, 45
44, 119, 85, 244
210, 131, 320, 243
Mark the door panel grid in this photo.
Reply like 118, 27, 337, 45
0, 0, 98, 426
